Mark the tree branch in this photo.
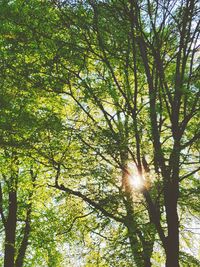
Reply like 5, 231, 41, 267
50, 183, 125, 223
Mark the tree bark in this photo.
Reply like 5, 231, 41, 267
4, 190, 17, 267
165, 186, 179, 267
15, 208, 31, 267
165, 153, 180, 267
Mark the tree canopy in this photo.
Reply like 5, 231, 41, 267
0, 0, 200, 266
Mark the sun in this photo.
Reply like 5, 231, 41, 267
128, 173, 144, 190
126, 162, 145, 191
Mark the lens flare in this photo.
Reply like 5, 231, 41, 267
127, 162, 145, 191
128, 174, 144, 190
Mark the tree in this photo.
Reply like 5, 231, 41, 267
0, 0, 199, 266
44, 0, 199, 266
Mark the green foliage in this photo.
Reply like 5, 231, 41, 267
0, 0, 199, 266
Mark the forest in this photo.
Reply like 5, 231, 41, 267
0, 0, 200, 266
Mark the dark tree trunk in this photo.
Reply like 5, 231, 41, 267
4, 190, 17, 267
15, 208, 31, 267
144, 258, 152, 267
165, 177, 180, 267
15, 170, 35, 267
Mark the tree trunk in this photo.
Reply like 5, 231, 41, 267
15, 207, 31, 267
165, 183, 179, 267
15, 216, 31, 267
127, 227, 152, 267
125, 201, 152, 267
144, 258, 152, 267
4, 190, 17, 267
